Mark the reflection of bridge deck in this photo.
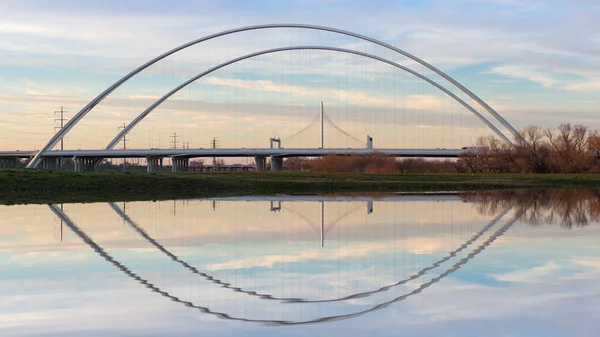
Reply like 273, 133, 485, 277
207, 194, 463, 202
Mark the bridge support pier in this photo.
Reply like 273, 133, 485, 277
73, 157, 97, 172
270, 156, 283, 172
255, 156, 267, 171
41, 157, 61, 170
0, 157, 17, 169
171, 157, 189, 173
147, 156, 163, 173
270, 200, 282, 211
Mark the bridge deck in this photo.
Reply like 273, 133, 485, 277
0, 148, 466, 159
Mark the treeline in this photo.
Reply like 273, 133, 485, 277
285, 154, 457, 173
284, 124, 600, 174
461, 124, 600, 173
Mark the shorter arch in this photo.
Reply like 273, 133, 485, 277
106, 46, 512, 150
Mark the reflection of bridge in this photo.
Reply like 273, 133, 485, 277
18, 24, 523, 172
215, 193, 464, 247
48, 196, 521, 325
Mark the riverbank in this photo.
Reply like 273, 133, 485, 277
2, 169, 600, 205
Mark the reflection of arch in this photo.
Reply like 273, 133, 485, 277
110, 201, 510, 304
28, 24, 524, 168
105, 46, 512, 150
49, 203, 519, 325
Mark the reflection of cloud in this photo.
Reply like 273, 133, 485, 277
492, 261, 561, 283
205, 239, 452, 271
204, 242, 392, 270
568, 258, 600, 280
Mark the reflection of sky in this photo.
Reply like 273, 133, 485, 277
1, 197, 600, 336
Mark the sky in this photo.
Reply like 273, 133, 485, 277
0, 0, 599, 151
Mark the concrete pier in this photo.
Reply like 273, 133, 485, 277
73, 157, 97, 172
255, 156, 267, 171
147, 156, 163, 173
41, 157, 60, 170
0, 157, 17, 168
171, 157, 189, 172
270, 156, 283, 171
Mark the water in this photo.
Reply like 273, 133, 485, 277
2, 190, 599, 336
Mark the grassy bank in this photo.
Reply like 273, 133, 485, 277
2, 169, 600, 205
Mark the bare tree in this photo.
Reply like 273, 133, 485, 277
588, 132, 600, 168
214, 159, 226, 169
189, 159, 204, 168
545, 124, 589, 172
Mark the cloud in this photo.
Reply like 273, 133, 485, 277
487, 65, 558, 88
205, 76, 447, 108
566, 79, 600, 92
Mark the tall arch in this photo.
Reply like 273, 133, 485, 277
106, 46, 512, 150
28, 24, 524, 168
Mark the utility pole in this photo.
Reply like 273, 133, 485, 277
60, 204, 63, 241
54, 106, 68, 170
183, 142, 190, 149
117, 123, 128, 172
320, 201, 325, 248
320, 101, 324, 149
170, 133, 179, 149
54, 203, 64, 242
211, 137, 219, 166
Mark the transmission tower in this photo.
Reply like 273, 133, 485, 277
170, 133, 179, 149
117, 123, 128, 172
211, 137, 219, 166
54, 106, 68, 170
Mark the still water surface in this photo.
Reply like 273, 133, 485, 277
2, 190, 599, 336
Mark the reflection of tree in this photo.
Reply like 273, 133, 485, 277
462, 189, 600, 229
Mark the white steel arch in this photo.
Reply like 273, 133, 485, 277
28, 24, 524, 168
106, 46, 512, 150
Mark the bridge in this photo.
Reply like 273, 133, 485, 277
4, 24, 524, 172
1, 148, 468, 171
